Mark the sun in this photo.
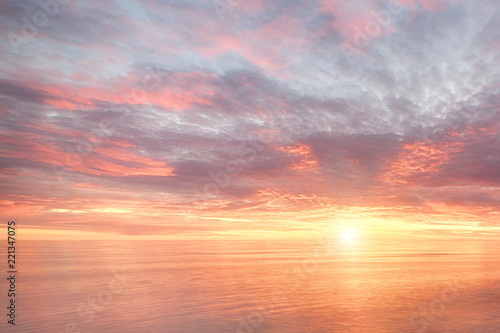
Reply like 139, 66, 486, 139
340, 227, 358, 244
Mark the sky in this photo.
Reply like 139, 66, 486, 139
1, 0, 500, 240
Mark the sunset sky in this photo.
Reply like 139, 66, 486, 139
1, 0, 499, 240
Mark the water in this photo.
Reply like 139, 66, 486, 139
1, 239, 499, 332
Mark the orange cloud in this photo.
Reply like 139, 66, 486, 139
15, 69, 216, 111
277, 143, 319, 171
379, 140, 463, 184
0, 131, 175, 178
82, 146, 176, 177
378, 123, 499, 184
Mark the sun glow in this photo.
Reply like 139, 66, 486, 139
340, 227, 359, 244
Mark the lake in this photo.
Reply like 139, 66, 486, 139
3, 239, 499, 332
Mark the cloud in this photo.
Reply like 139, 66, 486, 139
1, 0, 499, 237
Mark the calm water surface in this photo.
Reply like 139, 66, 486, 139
2, 239, 499, 332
